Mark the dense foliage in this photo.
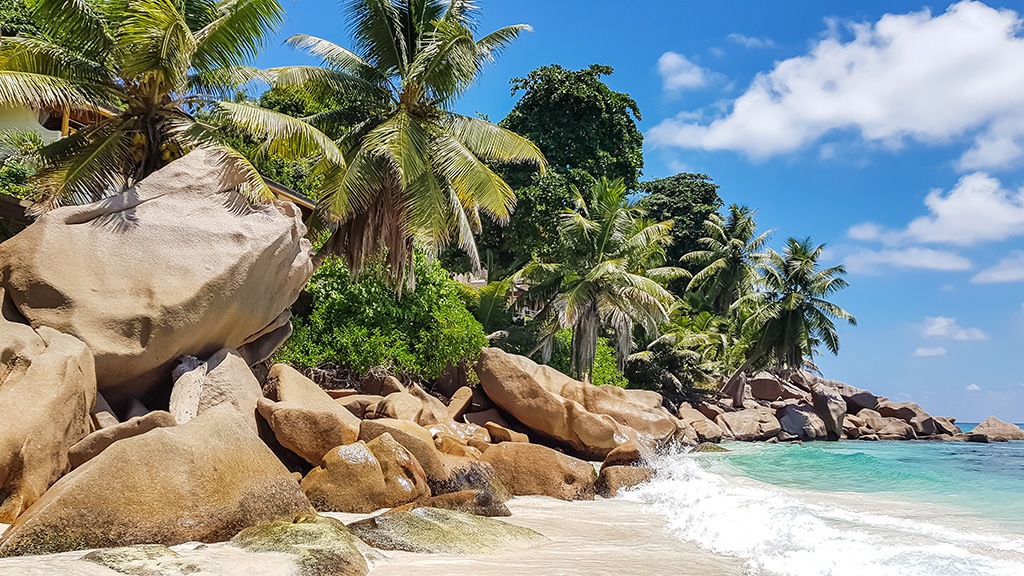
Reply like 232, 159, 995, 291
549, 329, 627, 388
276, 254, 488, 381
0, 0, 286, 209
224, 0, 546, 288
639, 173, 723, 286
0, 0, 37, 37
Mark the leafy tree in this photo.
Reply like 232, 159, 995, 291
501, 64, 643, 189
0, 0, 36, 37
276, 253, 488, 381
0, 0, 285, 209
682, 204, 771, 317
549, 329, 627, 388
738, 237, 857, 370
223, 0, 546, 289
517, 177, 683, 382
639, 173, 722, 279
0, 129, 41, 198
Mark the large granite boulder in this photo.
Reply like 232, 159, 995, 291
830, 381, 881, 413
715, 407, 782, 441
0, 306, 97, 523
972, 417, 1024, 441
748, 372, 808, 402
365, 385, 450, 427
230, 515, 368, 576
859, 410, 917, 440
0, 149, 313, 405
168, 348, 263, 431
67, 411, 176, 469
677, 405, 725, 443
257, 364, 361, 465
346, 507, 543, 554
480, 442, 596, 501
776, 405, 827, 441
596, 466, 655, 497
301, 434, 430, 513
0, 405, 313, 556
811, 385, 846, 441
475, 348, 681, 459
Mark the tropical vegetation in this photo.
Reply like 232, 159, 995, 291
0, 0, 858, 406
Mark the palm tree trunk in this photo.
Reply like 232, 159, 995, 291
571, 301, 598, 383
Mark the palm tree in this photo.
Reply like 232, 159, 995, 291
738, 237, 856, 370
221, 0, 547, 288
682, 204, 771, 317
0, 0, 284, 210
517, 177, 684, 382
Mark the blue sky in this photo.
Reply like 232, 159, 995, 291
257, 1, 1024, 421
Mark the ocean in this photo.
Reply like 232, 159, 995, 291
2, 439, 1023, 575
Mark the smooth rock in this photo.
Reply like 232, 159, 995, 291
480, 443, 596, 501
0, 312, 96, 523
395, 489, 511, 517
0, 405, 313, 556
677, 405, 725, 443
715, 407, 782, 441
346, 507, 543, 554
0, 149, 313, 405
776, 404, 827, 441
484, 421, 530, 443
68, 411, 176, 469
811, 385, 846, 441
476, 348, 679, 459
366, 385, 450, 427
169, 348, 262, 431
596, 466, 655, 497
600, 439, 651, 470
336, 394, 386, 419
230, 515, 368, 576
972, 416, 1024, 441
446, 387, 474, 421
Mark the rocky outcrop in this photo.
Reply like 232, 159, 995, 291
476, 348, 681, 459
596, 466, 655, 497
812, 385, 846, 441
397, 489, 511, 517
748, 372, 808, 402
776, 405, 827, 441
830, 382, 881, 413
365, 385, 450, 427
715, 407, 782, 441
67, 411, 176, 469
677, 405, 725, 443
301, 434, 430, 513
257, 364, 361, 465
169, 348, 263, 431
0, 310, 96, 524
481, 442, 596, 501
230, 515, 368, 576
0, 405, 312, 556
972, 417, 1024, 441
0, 149, 313, 405
346, 507, 543, 554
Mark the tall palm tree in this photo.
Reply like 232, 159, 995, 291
0, 0, 285, 210
682, 204, 771, 316
737, 237, 857, 370
221, 0, 547, 288
518, 177, 684, 382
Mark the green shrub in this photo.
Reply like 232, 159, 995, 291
276, 255, 488, 381
549, 329, 628, 388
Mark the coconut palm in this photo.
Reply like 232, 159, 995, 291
682, 204, 771, 316
221, 0, 547, 288
737, 237, 856, 370
0, 0, 285, 210
517, 177, 685, 382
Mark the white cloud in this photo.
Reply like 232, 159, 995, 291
971, 250, 1024, 283
727, 33, 776, 49
648, 1, 1024, 169
922, 316, 988, 340
914, 346, 947, 357
848, 173, 1024, 247
657, 52, 710, 92
966, 383, 982, 391
843, 247, 972, 274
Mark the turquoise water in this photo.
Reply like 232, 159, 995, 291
710, 440, 1024, 531
622, 441, 1024, 575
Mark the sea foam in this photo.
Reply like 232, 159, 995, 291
620, 448, 1024, 576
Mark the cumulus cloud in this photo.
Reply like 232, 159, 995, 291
648, 1, 1024, 169
966, 383, 982, 391
842, 247, 972, 274
727, 33, 775, 49
657, 52, 711, 92
914, 346, 947, 357
847, 173, 1024, 248
972, 250, 1024, 283
922, 316, 988, 340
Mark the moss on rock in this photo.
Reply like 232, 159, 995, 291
230, 514, 368, 576
346, 507, 543, 554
